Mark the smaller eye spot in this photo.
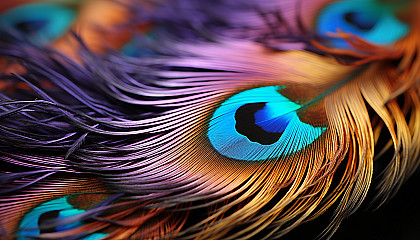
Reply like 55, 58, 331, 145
316, 0, 410, 47
0, 3, 76, 45
17, 196, 108, 240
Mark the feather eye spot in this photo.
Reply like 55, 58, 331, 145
316, 0, 410, 47
17, 196, 108, 240
0, 3, 76, 45
208, 86, 326, 161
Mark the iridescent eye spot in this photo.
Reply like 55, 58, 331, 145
316, 0, 410, 48
0, 3, 76, 44
208, 86, 326, 161
18, 196, 108, 240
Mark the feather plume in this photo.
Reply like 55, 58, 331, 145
1, 0, 420, 239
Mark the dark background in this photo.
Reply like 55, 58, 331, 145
283, 170, 420, 240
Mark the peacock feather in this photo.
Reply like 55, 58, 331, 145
0, 0, 420, 239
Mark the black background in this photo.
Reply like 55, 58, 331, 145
283, 170, 420, 240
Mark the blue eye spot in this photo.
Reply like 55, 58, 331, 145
208, 86, 326, 161
17, 196, 108, 240
316, 0, 410, 48
0, 3, 76, 44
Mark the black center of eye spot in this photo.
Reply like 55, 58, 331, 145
344, 12, 376, 30
14, 19, 48, 33
38, 210, 60, 233
235, 103, 282, 145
